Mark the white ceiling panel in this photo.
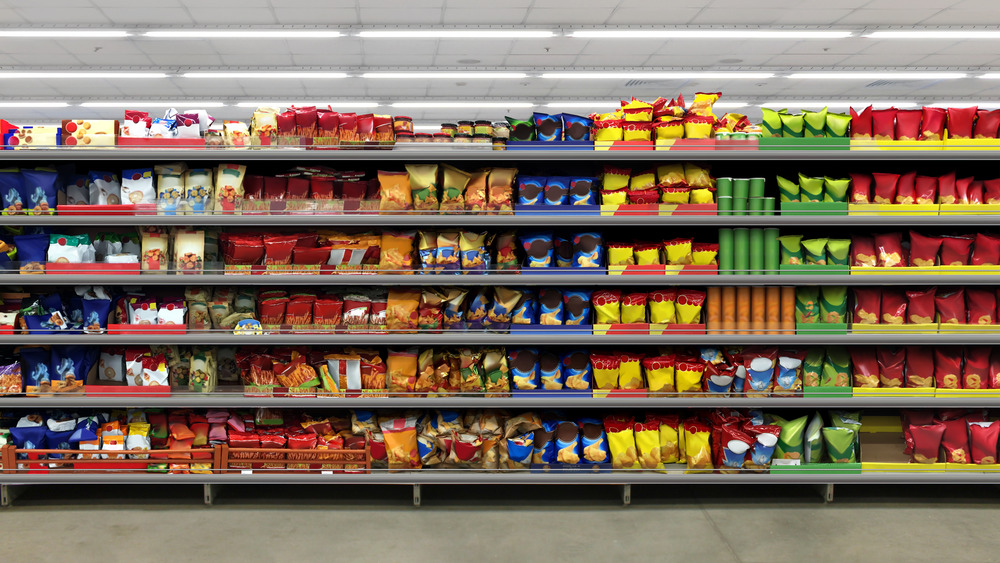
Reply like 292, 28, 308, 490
442, 9, 531, 24
605, 8, 703, 25
836, 9, 947, 25
522, 9, 614, 24
274, 9, 360, 25
188, 9, 279, 25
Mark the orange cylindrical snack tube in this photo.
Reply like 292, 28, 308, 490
736, 286, 751, 335
721, 286, 737, 333
780, 285, 796, 334
765, 286, 781, 335
706, 286, 722, 334
751, 286, 766, 335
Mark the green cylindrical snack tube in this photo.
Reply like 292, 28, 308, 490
763, 197, 775, 214
718, 228, 734, 274
823, 177, 850, 203
823, 427, 857, 463
779, 112, 805, 138
750, 228, 764, 275
717, 196, 733, 216
801, 238, 828, 265
805, 412, 825, 464
826, 112, 851, 138
796, 286, 820, 324
716, 132, 731, 141
819, 285, 847, 324
822, 347, 851, 387
734, 228, 750, 274
716, 177, 733, 198
776, 176, 800, 203
733, 197, 747, 215
803, 348, 825, 387
798, 173, 824, 202
733, 178, 750, 199
764, 228, 780, 273
749, 177, 766, 198
777, 235, 804, 265
802, 107, 828, 138
731, 132, 747, 140
768, 414, 808, 460
825, 239, 851, 265
830, 410, 863, 452
749, 197, 764, 216
761, 107, 785, 137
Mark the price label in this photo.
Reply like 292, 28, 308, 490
233, 319, 263, 335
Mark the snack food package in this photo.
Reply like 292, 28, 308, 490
562, 350, 593, 390
769, 414, 807, 460
910, 422, 945, 463
969, 421, 999, 464
406, 164, 440, 211
604, 416, 639, 469
487, 168, 517, 214
592, 289, 622, 324
520, 232, 553, 268
173, 230, 205, 275
378, 171, 412, 212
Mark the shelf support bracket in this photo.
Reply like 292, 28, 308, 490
203, 483, 217, 506
620, 484, 631, 507
1, 484, 20, 508
817, 483, 834, 503
413, 484, 421, 507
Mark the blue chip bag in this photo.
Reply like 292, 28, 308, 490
45, 417, 76, 460
442, 289, 468, 331
39, 293, 63, 314
517, 176, 546, 206
572, 232, 603, 268
538, 288, 564, 325
0, 170, 24, 215
561, 113, 593, 141
533, 419, 559, 464
540, 351, 563, 389
561, 350, 593, 390
562, 290, 592, 326
544, 177, 570, 205
10, 424, 47, 453
511, 290, 537, 325
83, 298, 111, 333
24, 313, 68, 334
70, 416, 101, 445
67, 296, 84, 329
520, 232, 553, 268
533, 112, 563, 142
509, 348, 540, 390
21, 169, 58, 215
13, 233, 48, 271
486, 286, 520, 331
745, 347, 778, 394
465, 288, 490, 330
555, 421, 581, 464
505, 432, 535, 467
579, 418, 610, 463
569, 177, 598, 205
51, 345, 87, 382
554, 237, 573, 268
20, 347, 52, 387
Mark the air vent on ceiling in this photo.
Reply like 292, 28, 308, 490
624, 79, 688, 87
865, 79, 933, 88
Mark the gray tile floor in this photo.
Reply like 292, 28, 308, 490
3, 484, 999, 563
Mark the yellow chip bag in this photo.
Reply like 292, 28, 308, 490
654, 119, 684, 140
593, 290, 621, 324
618, 353, 644, 389
656, 163, 686, 187
689, 92, 721, 118
678, 421, 686, 460
675, 357, 705, 394
623, 122, 652, 141
621, 292, 647, 324
691, 243, 719, 266
593, 119, 623, 141
660, 186, 690, 204
664, 238, 693, 265
633, 244, 662, 265
634, 422, 664, 469
683, 421, 714, 472
601, 188, 628, 205
648, 415, 681, 464
602, 166, 631, 191
690, 188, 714, 204
607, 243, 635, 266
648, 289, 677, 324
630, 170, 656, 191
676, 289, 705, 324
683, 163, 713, 189
643, 355, 676, 393
590, 353, 620, 390
605, 417, 640, 470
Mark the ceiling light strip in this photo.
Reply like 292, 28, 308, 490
0, 72, 168, 79
80, 101, 227, 108
0, 30, 130, 38
570, 30, 853, 39
362, 72, 527, 79
788, 72, 968, 79
144, 30, 342, 38
541, 72, 775, 79
865, 31, 1000, 39
357, 30, 555, 38
182, 72, 348, 79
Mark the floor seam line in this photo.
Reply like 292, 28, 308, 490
701, 505, 744, 563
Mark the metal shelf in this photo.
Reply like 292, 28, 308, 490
2, 333, 999, 346
1, 394, 995, 409
6, 214, 1000, 227
6, 273, 997, 286
3, 148, 1000, 161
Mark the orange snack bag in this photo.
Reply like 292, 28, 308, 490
378, 170, 412, 212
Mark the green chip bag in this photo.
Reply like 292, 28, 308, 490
801, 238, 828, 265
798, 173, 825, 202
826, 112, 851, 138
825, 239, 851, 265
820, 286, 847, 324
776, 176, 801, 203
777, 235, 804, 265
803, 348, 825, 387
822, 347, 851, 387
802, 107, 828, 138
779, 112, 805, 138
805, 412, 825, 464
830, 411, 862, 452
795, 286, 820, 324
768, 414, 808, 460
823, 177, 850, 203
761, 107, 786, 137
823, 426, 857, 463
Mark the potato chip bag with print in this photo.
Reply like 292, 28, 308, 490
795, 286, 820, 324
849, 347, 880, 388
634, 421, 663, 470
939, 414, 971, 464
880, 290, 907, 325
590, 353, 620, 390
852, 288, 881, 325
965, 288, 996, 326
675, 356, 705, 395
718, 423, 754, 473
819, 286, 847, 325
773, 351, 805, 396
562, 350, 592, 390
508, 348, 540, 390
802, 348, 824, 387
500, 413, 541, 469
743, 347, 777, 397
532, 419, 558, 464
963, 346, 991, 390
643, 355, 676, 394
874, 232, 904, 268
378, 170, 412, 212
554, 421, 582, 465
905, 287, 937, 325
618, 352, 645, 390
646, 414, 680, 464
579, 418, 609, 464
935, 288, 966, 325
909, 231, 942, 268
940, 235, 974, 266
767, 414, 807, 460
604, 416, 639, 470
621, 292, 647, 324
876, 347, 906, 388
683, 421, 713, 472
904, 346, 935, 388
969, 421, 1000, 465
648, 289, 677, 324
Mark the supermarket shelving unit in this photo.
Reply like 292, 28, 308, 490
4, 146, 1000, 505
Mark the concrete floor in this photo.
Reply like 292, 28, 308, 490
2, 484, 999, 563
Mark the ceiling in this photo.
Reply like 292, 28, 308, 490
4, 0, 1000, 123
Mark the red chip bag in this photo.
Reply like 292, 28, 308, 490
871, 108, 897, 140
964, 347, 991, 390
939, 415, 971, 463
985, 179, 1000, 204
914, 175, 938, 204
909, 422, 945, 463
938, 171, 957, 204
880, 290, 907, 325
849, 347, 879, 387
871, 173, 900, 204
904, 346, 934, 388
905, 287, 937, 324
969, 421, 1000, 465
894, 171, 917, 204
939, 236, 974, 266
876, 347, 905, 388
934, 347, 963, 389
902, 411, 935, 454
852, 287, 881, 325
921, 107, 947, 141
991, 349, 1000, 389
895, 109, 922, 141
947, 106, 978, 139
851, 236, 876, 267
873, 232, 904, 268
849, 173, 872, 203
975, 109, 1000, 139
965, 287, 996, 326
908, 231, 941, 268
628, 189, 659, 205
850, 105, 873, 139
935, 288, 966, 324
969, 181, 985, 204
955, 176, 974, 204
971, 233, 1000, 266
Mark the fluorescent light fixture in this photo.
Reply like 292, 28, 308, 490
234, 101, 379, 108
570, 30, 853, 39
978, 74, 1000, 79
183, 72, 348, 79
713, 102, 750, 108
541, 72, 774, 79
362, 72, 527, 79
764, 101, 919, 108
545, 101, 621, 108
0, 72, 168, 79
866, 30, 1000, 39
0, 29, 130, 38
0, 101, 70, 108
928, 101, 1000, 107
358, 30, 555, 38
788, 72, 967, 80
392, 102, 534, 108
145, 30, 342, 38
80, 101, 227, 108
413, 124, 444, 131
